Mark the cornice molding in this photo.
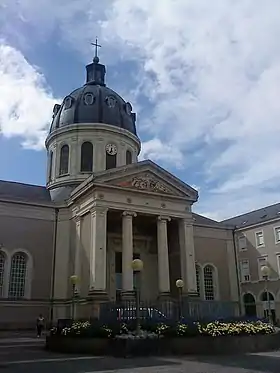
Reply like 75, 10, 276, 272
45, 123, 141, 151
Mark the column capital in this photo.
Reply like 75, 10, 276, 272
157, 215, 171, 222
181, 217, 194, 226
90, 207, 108, 217
122, 211, 137, 218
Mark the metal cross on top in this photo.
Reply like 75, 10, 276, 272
91, 38, 101, 59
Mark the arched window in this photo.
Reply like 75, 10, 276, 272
126, 150, 132, 165
8, 253, 27, 299
59, 145, 69, 175
195, 264, 201, 297
106, 153, 117, 170
203, 265, 215, 300
48, 151, 53, 182
0, 252, 6, 297
261, 291, 276, 322
80, 142, 93, 172
243, 293, 256, 317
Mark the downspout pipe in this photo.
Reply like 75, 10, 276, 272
232, 226, 242, 315
50, 208, 59, 326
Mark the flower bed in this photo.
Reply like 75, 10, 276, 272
46, 319, 280, 356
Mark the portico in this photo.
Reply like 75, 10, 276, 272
76, 207, 197, 302
70, 159, 199, 304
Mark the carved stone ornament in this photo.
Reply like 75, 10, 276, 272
131, 177, 171, 194
117, 176, 172, 194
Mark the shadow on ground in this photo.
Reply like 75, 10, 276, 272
186, 351, 280, 373
0, 356, 180, 373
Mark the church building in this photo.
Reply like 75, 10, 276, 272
0, 50, 240, 328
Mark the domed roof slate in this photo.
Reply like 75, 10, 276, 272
49, 56, 137, 136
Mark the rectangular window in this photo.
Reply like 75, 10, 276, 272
255, 231, 264, 247
275, 227, 280, 244
258, 256, 268, 280
238, 235, 247, 251
276, 254, 280, 278
239, 260, 250, 282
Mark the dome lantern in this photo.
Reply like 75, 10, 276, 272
86, 38, 106, 86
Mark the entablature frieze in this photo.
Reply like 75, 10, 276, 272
74, 198, 193, 220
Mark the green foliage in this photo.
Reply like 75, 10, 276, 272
50, 319, 275, 339
197, 320, 275, 337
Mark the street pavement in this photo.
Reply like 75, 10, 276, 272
0, 336, 280, 372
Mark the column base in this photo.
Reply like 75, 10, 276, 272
87, 289, 109, 301
121, 291, 136, 301
184, 291, 200, 299
158, 292, 171, 301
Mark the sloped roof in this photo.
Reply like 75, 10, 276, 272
221, 202, 280, 228
0, 180, 52, 205
193, 213, 228, 228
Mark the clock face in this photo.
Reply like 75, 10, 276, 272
106, 143, 117, 155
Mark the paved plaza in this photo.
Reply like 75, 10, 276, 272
0, 336, 280, 372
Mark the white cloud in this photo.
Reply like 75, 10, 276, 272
99, 0, 280, 218
2, 0, 280, 218
140, 138, 183, 168
0, 43, 57, 149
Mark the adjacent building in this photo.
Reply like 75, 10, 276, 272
223, 203, 280, 322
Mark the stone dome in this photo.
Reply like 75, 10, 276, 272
49, 58, 137, 136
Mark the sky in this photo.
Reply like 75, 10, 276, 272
1, 0, 280, 220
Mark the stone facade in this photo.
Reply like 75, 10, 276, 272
0, 56, 241, 328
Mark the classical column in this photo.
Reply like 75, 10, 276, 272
179, 218, 197, 295
157, 216, 171, 295
74, 217, 81, 292
89, 207, 108, 296
122, 211, 137, 297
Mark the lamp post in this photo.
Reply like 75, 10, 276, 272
176, 279, 184, 320
131, 259, 143, 335
70, 275, 79, 321
260, 265, 272, 324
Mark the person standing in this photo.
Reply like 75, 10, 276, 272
36, 314, 45, 337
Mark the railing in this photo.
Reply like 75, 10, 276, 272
99, 298, 238, 323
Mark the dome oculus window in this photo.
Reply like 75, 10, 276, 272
105, 96, 117, 108
53, 104, 61, 116
83, 93, 95, 105
64, 96, 73, 109
125, 102, 132, 115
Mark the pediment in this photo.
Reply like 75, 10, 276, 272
93, 160, 198, 201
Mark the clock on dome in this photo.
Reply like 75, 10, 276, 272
106, 143, 117, 156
